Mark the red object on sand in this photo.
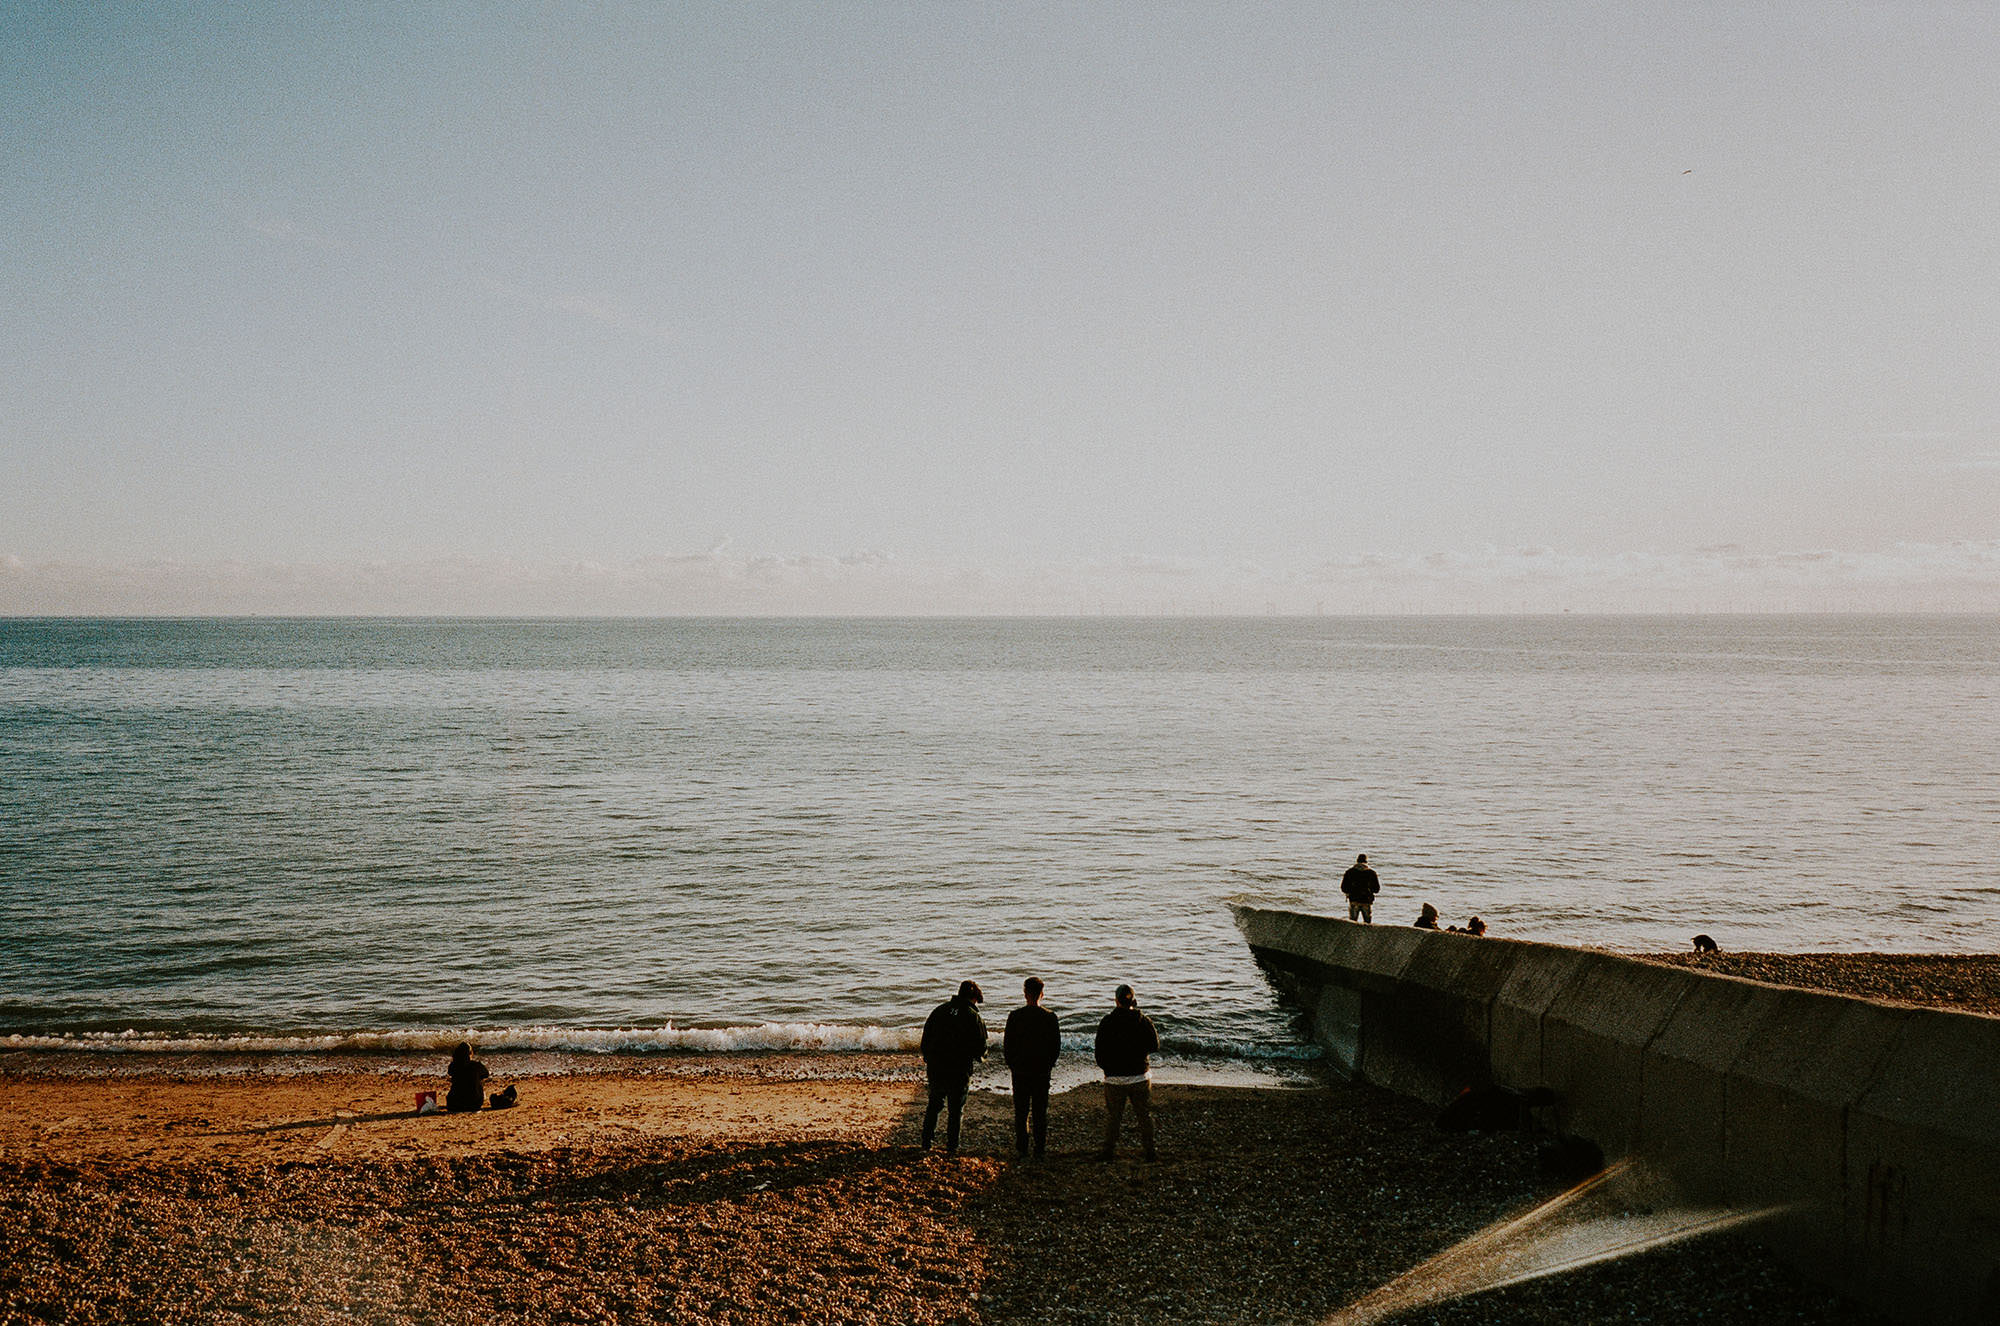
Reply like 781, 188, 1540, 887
414, 1090, 437, 1112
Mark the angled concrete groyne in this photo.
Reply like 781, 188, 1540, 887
1234, 905, 2000, 1326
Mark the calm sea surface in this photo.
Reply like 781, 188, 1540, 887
3, 616, 1996, 1068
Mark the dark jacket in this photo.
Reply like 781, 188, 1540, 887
1003, 1004, 1062, 1079
920, 996, 988, 1079
1093, 1007, 1159, 1078
445, 1057, 489, 1112
1341, 864, 1380, 901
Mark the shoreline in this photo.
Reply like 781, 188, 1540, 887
8, 949, 1993, 1073
1, 1065, 1885, 1324
0, 1050, 1319, 1094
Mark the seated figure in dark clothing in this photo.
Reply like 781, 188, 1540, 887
1415, 903, 1440, 929
446, 1041, 490, 1113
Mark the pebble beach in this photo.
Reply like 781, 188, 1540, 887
3, 1053, 1893, 1325
1639, 950, 2000, 1015
11, 948, 1987, 1323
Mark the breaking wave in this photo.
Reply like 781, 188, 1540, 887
3, 1022, 924, 1056
5, 1024, 1321, 1061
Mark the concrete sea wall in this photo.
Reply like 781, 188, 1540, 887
1234, 905, 2000, 1326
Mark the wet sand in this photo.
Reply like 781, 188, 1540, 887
1, 1061, 1884, 1324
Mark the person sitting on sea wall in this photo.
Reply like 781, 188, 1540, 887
1447, 916, 1488, 936
1094, 984, 1160, 1162
1415, 903, 1440, 929
919, 980, 987, 1155
1003, 976, 1061, 1159
1341, 853, 1381, 923
446, 1041, 489, 1113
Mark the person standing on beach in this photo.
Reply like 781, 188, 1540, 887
1093, 984, 1159, 1161
919, 980, 987, 1154
1003, 976, 1062, 1158
1341, 853, 1381, 923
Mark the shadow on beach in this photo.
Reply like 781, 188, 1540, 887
231, 1108, 432, 1135
951, 1082, 1886, 1326
521, 1136, 935, 1211
0, 1073, 1891, 1325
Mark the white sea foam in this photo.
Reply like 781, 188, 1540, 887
1149, 1034, 1323, 1061
4, 1023, 1322, 1062
2, 1022, 924, 1056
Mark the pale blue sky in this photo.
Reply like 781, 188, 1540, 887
3, 3, 1997, 611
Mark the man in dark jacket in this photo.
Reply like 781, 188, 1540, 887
919, 980, 987, 1154
1002, 976, 1061, 1158
1341, 852, 1381, 923
1093, 984, 1159, 1161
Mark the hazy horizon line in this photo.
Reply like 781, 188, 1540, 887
5, 540, 2000, 617
4, 609, 1997, 621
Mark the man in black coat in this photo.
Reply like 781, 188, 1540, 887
1093, 983, 1160, 1161
1003, 976, 1061, 1158
919, 979, 987, 1154
1341, 852, 1381, 923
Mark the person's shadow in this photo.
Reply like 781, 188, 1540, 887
226, 1109, 432, 1136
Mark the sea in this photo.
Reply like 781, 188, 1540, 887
2, 615, 1995, 1080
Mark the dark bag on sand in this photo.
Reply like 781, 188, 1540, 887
488, 1084, 518, 1110
1436, 1085, 1554, 1133
1538, 1134, 1605, 1183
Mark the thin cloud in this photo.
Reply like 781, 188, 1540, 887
549, 294, 622, 325
242, 215, 348, 252
4, 543, 1999, 616
243, 217, 667, 340
481, 276, 671, 339
1114, 555, 1202, 578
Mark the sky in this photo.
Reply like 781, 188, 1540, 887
3, 2, 1998, 613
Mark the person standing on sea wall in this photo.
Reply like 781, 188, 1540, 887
1003, 976, 1062, 1158
1341, 853, 1381, 923
919, 980, 987, 1155
1094, 984, 1159, 1162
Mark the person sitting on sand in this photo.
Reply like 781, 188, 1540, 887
1004, 976, 1062, 1159
446, 1042, 489, 1113
1341, 853, 1380, 923
1414, 903, 1440, 930
919, 980, 988, 1155
1446, 915, 1488, 936
1094, 984, 1159, 1162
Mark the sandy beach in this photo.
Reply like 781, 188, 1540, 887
2, 1057, 1886, 1325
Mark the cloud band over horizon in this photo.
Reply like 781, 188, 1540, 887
5, 542, 1997, 617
